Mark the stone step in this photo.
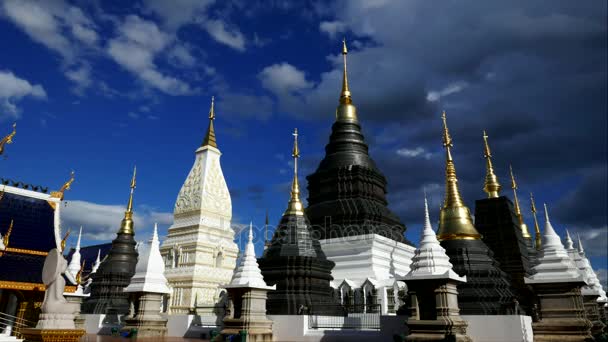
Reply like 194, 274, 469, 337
0, 335, 23, 342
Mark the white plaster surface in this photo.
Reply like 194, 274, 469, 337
225, 223, 274, 290
461, 315, 533, 342
125, 224, 170, 294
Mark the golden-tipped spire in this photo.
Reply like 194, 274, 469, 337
335, 39, 358, 122
510, 165, 530, 239
0, 123, 16, 156
120, 166, 137, 234
284, 128, 304, 216
530, 192, 541, 250
2, 219, 14, 248
482, 130, 501, 198
437, 111, 481, 241
202, 96, 218, 148
61, 228, 71, 251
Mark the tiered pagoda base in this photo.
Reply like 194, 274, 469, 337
582, 294, 606, 337
20, 328, 85, 342
221, 288, 273, 342
122, 293, 168, 337
405, 280, 471, 341
440, 239, 515, 315
474, 196, 534, 314
529, 282, 592, 341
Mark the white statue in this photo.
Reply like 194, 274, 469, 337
37, 248, 80, 329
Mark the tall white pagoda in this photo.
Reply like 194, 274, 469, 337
160, 97, 238, 314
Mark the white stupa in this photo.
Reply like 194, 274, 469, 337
226, 222, 275, 290
125, 224, 170, 294
67, 226, 83, 279
576, 236, 605, 299
403, 197, 465, 282
525, 204, 583, 284
91, 249, 101, 274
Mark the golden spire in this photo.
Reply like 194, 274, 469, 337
437, 111, 481, 241
61, 228, 71, 251
482, 130, 501, 198
50, 170, 75, 203
119, 166, 137, 234
2, 219, 14, 248
530, 192, 541, 250
510, 165, 531, 239
335, 39, 358, 122
0, 123, 16, 156
201, 96, 217, 148
284, 128, 304, 216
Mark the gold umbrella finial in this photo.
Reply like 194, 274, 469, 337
482, 130, 501, 198
509, 165, 530, 238
340, 38, 351, 104
0, 123, 16, 156
120, 166, 137, 234
530, 192, 541, 250
284, 128, 304, 216
202, 96, 218, 148
437, 111, 481, 241
336, 39, 358, 122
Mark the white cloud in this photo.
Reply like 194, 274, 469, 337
258, 63, 313, 95
396, 147, 432, 159
426, 81, 469, 102
143, 0, 213, 30
319, 20, 347, 39
203, 19, 246, 51
168, 44, 196, 68
62, 199, 173, 241
64, 64, 92, 94
0, 70, 47, 117
596, 268, 607, 289
107, 15, 195, 96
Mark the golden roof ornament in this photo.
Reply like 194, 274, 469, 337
530, 192, 541, 250
437, 111, 482, 241
119, 166, 137, 235
482, 130, 501, 198
76, 260, 85, 284
2, 219, 14, 249
61, 228, 71, 251
201, 96, 218, 148
284, 128, 304, 216
0, 123, 16, 156
49, 171, 75, 209
510, 165, 531, 239
335, 39, 358, 122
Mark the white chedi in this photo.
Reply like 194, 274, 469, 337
403, 197, 465, 282
525, 204, 582, 283
226, 222, 275, 290
125, 224, 170, 294
576, 236, 605, 298
67, 226, 83, 279
91, 249, 102, 274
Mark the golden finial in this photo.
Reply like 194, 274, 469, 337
50, 170, 75, 202
482, 130, 501, 198
201, 96, 218, 148
61, 228, 71, 251
509, 165, 530, 239
530, 192, 541, 250
284, 128, 304, 216
0, 123, 16, 156
336, 39, 358, 122
76, 260, 85, 284
120, 166, 137, 234
437, 111, 481, 241
2, 219, 14, 248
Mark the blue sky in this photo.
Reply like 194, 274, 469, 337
0, 1, 606, 282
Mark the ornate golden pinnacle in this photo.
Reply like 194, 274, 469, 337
510, 165, 531, 238
336, 39, 357, 122
437, 111, 481, 241
530, 192, 541, 250
0, 123, 16, 156
284, 128, 304, 216
482, 130, 501, 198
120, 166, 137, 235
2, 219, 14, 248
202, 96, 218, 148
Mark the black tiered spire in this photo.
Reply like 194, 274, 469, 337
259, 129, 341, 315
82, 168, 139, 314
305, 40, 409, 243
